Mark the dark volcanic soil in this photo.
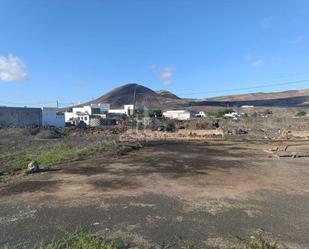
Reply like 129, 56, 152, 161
1, 141, 309, 248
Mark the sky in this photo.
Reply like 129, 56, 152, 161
0, 0, 309, 107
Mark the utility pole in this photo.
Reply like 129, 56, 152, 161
132, 85, 137, 132
132, 86, 137, 116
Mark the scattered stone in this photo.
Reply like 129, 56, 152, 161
276, 151, 309, 158
76, 121, 87, 129
226, 128, 248, 135
27, 161, 40, 173
276, 151, 291, 157
270, 146, 279, 152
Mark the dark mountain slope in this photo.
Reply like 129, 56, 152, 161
83, 83, 181, 108
156, 90, 180, 99
80, 83, 309, 109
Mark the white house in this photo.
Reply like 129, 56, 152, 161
64, 112, 76, 123
42, 107, 65, 128
195, 111, 207, 118
76, 114, 90, 125
163, 110, 191, 120
72, 105, 101, 116
224, 112, 240, 119
108, 105, 134, 116
64, 104, 110, 125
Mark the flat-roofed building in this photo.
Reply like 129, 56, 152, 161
0, 106, 42, 127
163, 110, 191, 120
42, 107, 65, 128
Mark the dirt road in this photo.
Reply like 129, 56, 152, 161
1, 140, 309, 248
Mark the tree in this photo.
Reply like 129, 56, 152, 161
148, 109, 162, 118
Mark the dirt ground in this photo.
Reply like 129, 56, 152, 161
1, 139, 309, 248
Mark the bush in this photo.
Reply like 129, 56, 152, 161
208, 112, 223, 118
148, 109, 162, 118
57, 127, 71, 136
251, 112, 258, 118
9, 145, 95, 170
166, 120, 176, 132
1, 229, 286, 249
36, 130, 61, 139
208, 109, 234, 118
297, 111, 306, 117
117, 142, 143, 155
27, 127, 41, 135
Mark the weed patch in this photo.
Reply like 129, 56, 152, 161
0, 229, 287, 249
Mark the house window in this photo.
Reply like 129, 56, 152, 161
84, 117, 88, 121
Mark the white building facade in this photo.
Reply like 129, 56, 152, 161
42, 108, 65, 128
195, 111, 207, 118
108, 105, 134, 116
64, 104, 110, 126
224, 112, 240, 119
163, 110, 191, 120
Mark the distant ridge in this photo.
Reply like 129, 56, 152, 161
206, 89, 309, 101
81, 83, 309, 109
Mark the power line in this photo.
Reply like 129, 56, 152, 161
176, 79, 309, 96
1, 77, 308, 107
0, 101, 56, 106
173, 72, 309, 94
0, 100, 74, 107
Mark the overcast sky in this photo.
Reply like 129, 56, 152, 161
0, 0, 309, 107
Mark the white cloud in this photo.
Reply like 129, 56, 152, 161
245, 53, 253, 61
0, 54, 28, 82
252, 59, 264, 68
150, 65, 175, 86
245, 53, 265, 68
290, 35, 304, 44
261, 16, 274, 29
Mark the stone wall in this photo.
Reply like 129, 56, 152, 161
0, 107, 42, 127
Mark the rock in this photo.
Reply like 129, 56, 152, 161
76, 121, 87, 129
293, 152, 309, 158
27, 161, 40, 173
276, 151, 292, 157
270, 146, 279, 152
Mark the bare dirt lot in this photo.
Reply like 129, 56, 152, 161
1, 139, 309, 248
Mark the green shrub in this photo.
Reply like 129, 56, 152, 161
148, 109, 162, 118
208, 109, 235, 118
0, 230, 286, 249
208, 112, 223, 118
57, 128, 72, 136
117, 142, 143, 155
7, 145, 96, 170
233, 234, 282, 249
296, 111, 306, 117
